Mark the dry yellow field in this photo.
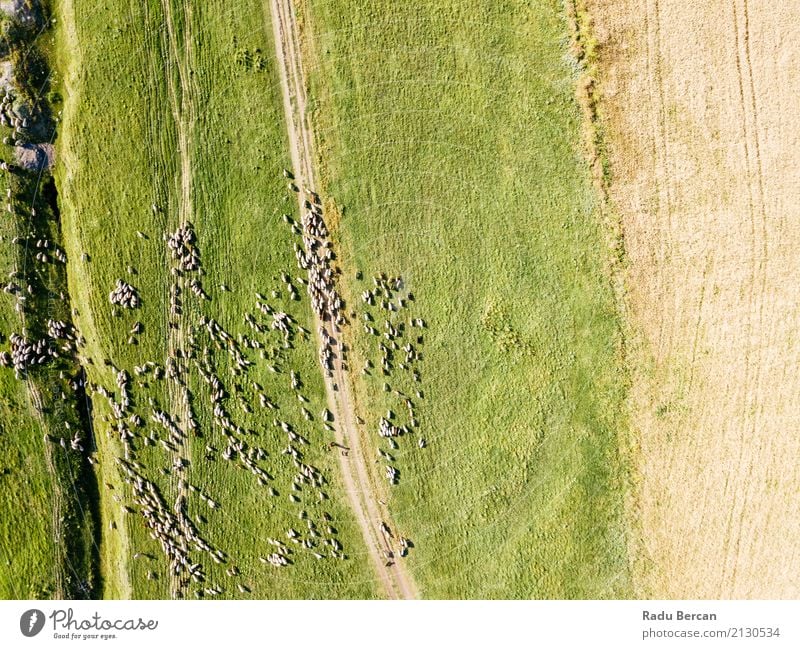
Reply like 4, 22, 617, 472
589, 0, 800, 597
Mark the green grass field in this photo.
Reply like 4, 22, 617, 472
0, 3, 56, 600
0, 263, 57, 599
50, 0, 378, 598
299, 0, 632, 597
0, 0, 631, 600
0, 160, 98, 601
0, 5, 97, 598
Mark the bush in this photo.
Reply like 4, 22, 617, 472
10, 46, 49, 102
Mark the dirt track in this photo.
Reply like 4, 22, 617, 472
265, 0, 417, 599
160, 0, 197, 598
589, 0, 800, 597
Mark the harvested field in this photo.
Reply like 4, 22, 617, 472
587, 0, 800, 597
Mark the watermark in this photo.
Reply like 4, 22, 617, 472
20, 609, 46, 637
18, 608, 158, 641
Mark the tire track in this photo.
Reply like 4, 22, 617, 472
723, 0, 769, 595
645, 0, 676, 362
160, 0, 197, 599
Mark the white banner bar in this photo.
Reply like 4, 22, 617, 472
0, 600, 796, 649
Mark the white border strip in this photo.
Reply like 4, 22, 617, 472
0, 600, 797, 648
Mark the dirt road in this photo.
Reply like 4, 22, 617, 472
265, 0, 417, 599
160, 0, 197, 598
589, 0, 800, 597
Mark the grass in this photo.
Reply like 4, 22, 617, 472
50, 0, 378, 598
0, 307, 57, 599
299, 0, 633, 598
0, 5, 98, 598
0, 163, 99, 601
0, 162, 56, 598
0, 0, 633, 599
0, 4, 60, 601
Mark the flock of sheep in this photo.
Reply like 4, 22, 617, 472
359, 273, 428, 487
284, 170, 345, 377
0, 161, 428, 596
88, 189, 377, 595
109, 279, 141, 309
86, 215, 360, 597
0, 332, 55, 375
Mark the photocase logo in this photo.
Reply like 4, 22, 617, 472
20, 609, 45, 637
